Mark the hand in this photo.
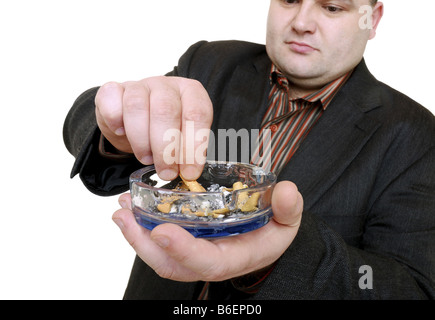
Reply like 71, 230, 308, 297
94, 76, 213, 181
112, 181, 303, 282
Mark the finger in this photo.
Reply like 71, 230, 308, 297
118, 192, 132, 210
150, 223, 228, 280
114, 193, 150, 252
112, 207, 154, 254
95, 81, 125, 135
271, 181, 304, 227
112, 204, 175, 273
114, 195, 202, 281
179, 78, 213, 180
144, 182, 303, 282
148, 77, 183, 180
150, 219, 292, 281
122, 81, 153, 165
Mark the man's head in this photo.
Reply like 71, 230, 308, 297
266, 0, 383, 92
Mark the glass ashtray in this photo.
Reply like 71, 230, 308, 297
129, 161, 276, 238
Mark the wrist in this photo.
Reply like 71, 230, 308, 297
98, 134, 134, 160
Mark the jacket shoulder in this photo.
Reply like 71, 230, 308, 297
377, 81, 435, 141
175, 40, 267, 79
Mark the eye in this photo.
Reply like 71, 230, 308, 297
283, 0, 299, 4
324, 5, 343, 13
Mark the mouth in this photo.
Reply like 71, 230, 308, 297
286, 41, 317, 54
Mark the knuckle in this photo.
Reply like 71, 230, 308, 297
127, 237, 139, 252
103, 80, 121, 89
122, 82, 149, 113
184, 78, 202, 89
95, 82, 123, 121
99, 81, 121, 94
185, 78, 203, 89
201, 264, 226, 281
96, 81, 121, 102
152, 99, 181, 120
153, 262, 176, 280
183, 105, 212, 123
181, 79, 213, 123
123, 95, 146, 113
99, 106, 120, 124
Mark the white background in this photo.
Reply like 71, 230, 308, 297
1, 0, 434, 299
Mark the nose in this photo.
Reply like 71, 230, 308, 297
291, 3, 317, 34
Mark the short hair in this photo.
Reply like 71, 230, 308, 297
371, 0, 378, 5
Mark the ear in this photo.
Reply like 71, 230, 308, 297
369, 2, 384, 39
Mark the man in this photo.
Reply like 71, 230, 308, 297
64, 0, 435, 299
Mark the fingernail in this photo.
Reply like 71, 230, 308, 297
141, 155, 154, 165
115, 127, 125, 136
159, 169, 178, 181
152, 235, 170, 248
182, 165, 201, 180
119, 200, 128, 209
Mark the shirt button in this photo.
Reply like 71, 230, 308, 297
270, 124, 278, 132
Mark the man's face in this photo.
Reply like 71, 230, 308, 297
266, 0, 382, 90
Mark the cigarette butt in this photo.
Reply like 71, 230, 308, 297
210, 207, 230, 215
180, 175, 206, 192
241, 192, 260, 212
180, 205, 207, 217
181, 205, 196, 216
174, 181, 190, 191
233, 181, 249, 209
157, 202, 172, 214
195, 211, 207, 217
232, 181, 246, 191
157, 195, 179, 213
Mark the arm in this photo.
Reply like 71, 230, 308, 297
112, 146, 434, 300
63, 40, 264, 195
62, 41, 210, 196
63, 86, 142, 196
64, 83, 306, 294
63, 40, 306, 299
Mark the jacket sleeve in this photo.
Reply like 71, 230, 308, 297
63, 86, 142, 196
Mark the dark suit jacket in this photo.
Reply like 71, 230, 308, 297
63, 40, 435, 299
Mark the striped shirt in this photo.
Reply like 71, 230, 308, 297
200, 65, 353, 300
250, 64, 352, 175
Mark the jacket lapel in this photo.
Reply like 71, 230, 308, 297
214, 55, 383, 212
278, 60, 383, 210
216, 53, 272, 133
211, 53, 271, 162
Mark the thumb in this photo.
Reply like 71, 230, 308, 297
271, 181, 303, 227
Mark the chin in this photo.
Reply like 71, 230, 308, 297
282, 64, 321, 80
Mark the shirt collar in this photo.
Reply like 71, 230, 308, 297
270, 64, 353, 110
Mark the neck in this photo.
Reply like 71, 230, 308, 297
288, 83, 322, 100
